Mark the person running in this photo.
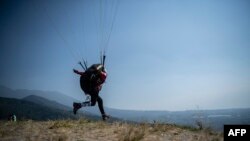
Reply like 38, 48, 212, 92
73, 64, 110, 120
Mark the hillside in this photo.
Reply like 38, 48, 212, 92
0, 118, 223, 141
1, 86, 250, 131
0, 85, 79, 107
0, 97, 98, 121
23, 95, 71, 111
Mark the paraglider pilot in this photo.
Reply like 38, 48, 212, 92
73, 64, 110, 121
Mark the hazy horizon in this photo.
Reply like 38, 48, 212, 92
1, 0, 250, 111
1, 84, 249, 111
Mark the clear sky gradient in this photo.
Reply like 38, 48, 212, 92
0, 0, 249, 111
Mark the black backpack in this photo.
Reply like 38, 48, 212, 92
80, 64, 104, 93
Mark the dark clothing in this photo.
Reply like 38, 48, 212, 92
74, 64, 107, 116
82, 93, 105, 115
80, 74, 93, 94
80, 76, 105, 115
78, 64, 107, 94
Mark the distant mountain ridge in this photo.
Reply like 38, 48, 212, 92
0, 85, 79, 107
0, 85, 249, 131
22, 95, 97, 117
0, 97, 75, 120
0, 96, 100, 120
22, 95, 70, 111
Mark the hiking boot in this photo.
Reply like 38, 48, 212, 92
102, 114, 110, 121
73, 102, 82, 115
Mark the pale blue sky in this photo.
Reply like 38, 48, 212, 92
0, 0, 249, 110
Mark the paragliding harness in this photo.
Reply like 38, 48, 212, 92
79, 55, 106, 95
74, 55, 110, 120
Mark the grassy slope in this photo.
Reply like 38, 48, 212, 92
0, 118, 223, 141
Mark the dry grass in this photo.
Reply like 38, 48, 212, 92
118, 124, 146, 141
49, 120, 74, 129
0, 119, 223, 141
